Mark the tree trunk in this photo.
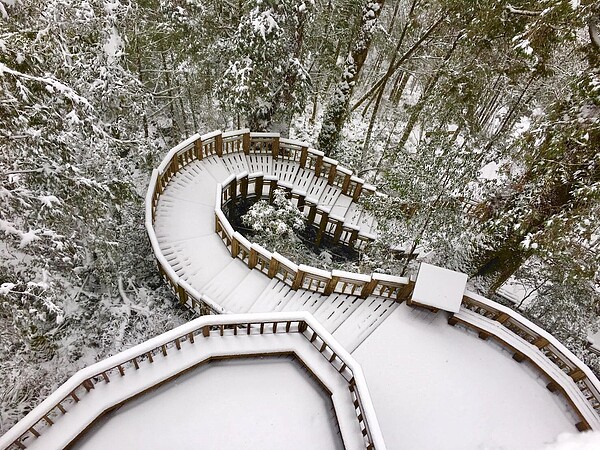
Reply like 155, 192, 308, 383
317, 0, 386, 156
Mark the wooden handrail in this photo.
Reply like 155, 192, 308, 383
457, 291, 600, 429
1, 312, 385, 450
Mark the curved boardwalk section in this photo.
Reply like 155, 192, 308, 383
142, 129, 600, 448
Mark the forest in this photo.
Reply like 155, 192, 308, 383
0, 0, 599, 433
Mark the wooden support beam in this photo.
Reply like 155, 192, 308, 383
269, 179, 277, 203
495, 312, 510, 324
177, 284, 187, 305
352, 182, 363, 201
333, 221, 343, 243
202, 326, 210, 337
342, 174, 351, 194
569, 368, 586, 382
307, 204, 317, 224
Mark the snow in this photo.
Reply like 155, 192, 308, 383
410, 262, 467, 312
73, 358, 344, 450
353, 306, 576, 450
543, 431, 600, 450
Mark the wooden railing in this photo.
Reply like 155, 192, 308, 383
453, 291, 600, 430
215, 176, 414, 301
146, 129, 413, 310
1, 312, 385, 450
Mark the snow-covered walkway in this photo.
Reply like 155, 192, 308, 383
147, 131, 588, 448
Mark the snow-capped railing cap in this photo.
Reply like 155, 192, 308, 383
250, 242, 272, 259
222, 173, 236, 187
200, 129, 222, 141
336, 166, 352, 175
317, 204, 332, 214
264, 174, 278, 182
350, 175, 365, 184
280, 137, 309, 148
248, 171, 264, 178
323, 156, 338, 165
372, 272, 409, 285
299, 313, 386, 450
175, 133, 201, 155
464, 289, 600, 392
305, 196, 319, 205
236, 171, 249, 180
279, 180, 294, 190
330, 213, 346, 223
360, 232, 377, 240
233, 231, 251, 249
250, 131, 280, 139
291, 188, 307, 197
272, 252, 299, 272
344, 223, 361, 231
215, 183, 222, 207
216, 209, 234, 236
298, 264, 332, 280
222, 128, 250, 139
145, 169, 159, 215
307, 148, 325, 157
362, 183, 377, 192
332, 269, 371, 283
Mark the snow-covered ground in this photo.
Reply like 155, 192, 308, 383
353, 305, 576, 449
73, 357, 343, 450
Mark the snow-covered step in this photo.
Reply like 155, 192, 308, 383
171, 234, 234, 289
247, 279, 296, 312
220, 152, 249, 175
154, 198, 215, 243
306, 176, 329, 201
292, 168, 316, 193
272, 159, 299, 185
343, 202, 364, 227
201, 155, 232, 183
278, 289, 324, 315
245, 154, 274, 176
161, 162, 218, 207
329, 193, 353, 217
201, 257, 254, 307
312, 294, 362, 334
332, 297, 399, 353
316, 184, 341, 208
358, 212, 377, 235
219, 269, 273, 313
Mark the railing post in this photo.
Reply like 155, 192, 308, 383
307, 204, 317, 224
352, 181, 363, 201
327, 165, 337, 185
194, 137, 203, 160
177, 283, 187, 305
299, 146, 308, 168
249, 247, 258, 269
342, 173, 351, 194
255, 175, 264, 198
315, 210, 329, 247
315, 155, 323, 177
360, 278, 377, 299
243, 131, 250, 155
333, 221, 343, 243
324, 276, 339, 295
231, 235, 239, 258
292, 269, 305, 290
272, 136, 280, 159
267, 256, 279, 278
215, 132, 223, 157
268, 179, 277, 203
348, 229, 359, 248
240, 174, 248, 199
